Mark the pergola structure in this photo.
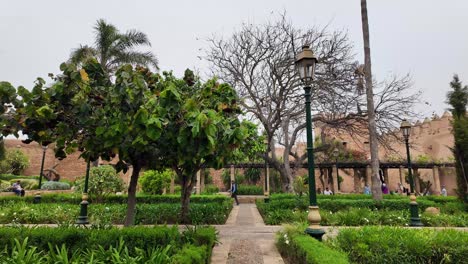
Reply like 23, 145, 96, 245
197, 162, 455, 196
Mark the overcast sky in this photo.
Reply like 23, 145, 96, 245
1, 0, 467, 117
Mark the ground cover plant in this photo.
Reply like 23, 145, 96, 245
0, 225, 216, 264
0, 197, 232, 225
257, 194, 468, 227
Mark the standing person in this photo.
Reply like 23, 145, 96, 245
323, 187, 333, 195
230, 180, 239, 205
441, 185, 447, 196
363, 184, 371, 195
12, 180, 25, 197
381, 183, 389, 194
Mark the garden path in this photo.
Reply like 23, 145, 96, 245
211, 203, 284, 264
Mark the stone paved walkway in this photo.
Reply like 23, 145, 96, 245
211, 203, 284, 264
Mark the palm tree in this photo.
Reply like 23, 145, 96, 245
70, 19, 158, 74
360, 0, 383, 200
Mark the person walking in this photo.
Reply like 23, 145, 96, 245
363, 184, 371, 195
230, 180, 239, 205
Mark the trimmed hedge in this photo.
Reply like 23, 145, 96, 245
236, 185, 263, 195
0, 193, 230, 205
335, 226, 468, 263
277, 225, 349, 264
0, 226, 216, 263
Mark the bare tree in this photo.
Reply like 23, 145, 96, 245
206, 14, 419, 191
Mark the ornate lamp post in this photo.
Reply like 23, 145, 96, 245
400, 120, 423, 226
76, 160, 91, 225
332, 147, 340, 191
295, 45, 325, 240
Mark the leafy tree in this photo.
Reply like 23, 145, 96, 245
156, 69, 251, 223
70, 19, 158, 75
0, 149, 30, 175
446, 75, 468, 202
75, 165, 124, 201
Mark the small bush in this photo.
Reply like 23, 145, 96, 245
40, 181, 71, 190
74, 165, 125, 201
0, 149, 30, 175
9, 178, 38, 190
139, 169, 172, 195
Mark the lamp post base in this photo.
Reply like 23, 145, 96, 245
305, 206, 325, 241
33, 192, 41, 204
76, 193, 89, 225
409, 194, 423, 227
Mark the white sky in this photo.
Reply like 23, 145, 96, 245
1, 0, 467, 117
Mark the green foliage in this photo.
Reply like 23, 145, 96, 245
0, 149, 30, 175
201, 184, 219, 194
139, 169, 172, 195
8, 178, 38, 190
40, 181, 71, 190
236, 185, 263, 195
75, 165, 124, 201
293, 175, 307, 196
222, 168, 243, 189
0, 193, 231, 205
334, 226, 468, 264
256, 194, 468, 226
0, 199, 232, 225
414, 154, 432, 164
446, 74, 468, 203
0, 226, 215, 263
277, 224, 349, 264
244, 168, 261, 184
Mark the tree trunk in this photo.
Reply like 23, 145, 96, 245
180, 170, 197, 224
124, 162, 142, 226
361, 0, 383, 200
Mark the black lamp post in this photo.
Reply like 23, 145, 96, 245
76, 160, 91, 225
37, 145, 48, 189
264, 138, 270, 201
295, 45, 325, 240
332, 147, 340, 191
400, 120, 423, 226
34, 145, 48, 204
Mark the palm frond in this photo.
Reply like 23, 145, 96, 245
69, 45, 97, 64
94, 19, 119, 65
110, 51, 159, 71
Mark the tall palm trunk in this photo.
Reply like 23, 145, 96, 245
360, 0, 383, 200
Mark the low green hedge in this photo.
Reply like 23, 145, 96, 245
0, 193, 230, 205
277, 225, 349, 264
334, 226, 468, 263
201, 184, 220, 194
40, 181, 71, 190
0, 200, 232, 225
0, 226, 216, 263
236, 185, 263, 195
0, 174, 39, 181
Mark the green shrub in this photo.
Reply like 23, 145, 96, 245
139, 169, 172, 195
0, 193, 230, 205
334, 226, 468, 264
237, 185, 263, 195
0, 149, 30, 175
0, 200, 232, 225
9, 178, 38, 190
293, 175, 307, 196
201, 184, 219, 194
277, 224, 349, 264
40, 181, 71, 190
0, 226, 216, 263
74, 165, 125, 201
244, 168, 261, 184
